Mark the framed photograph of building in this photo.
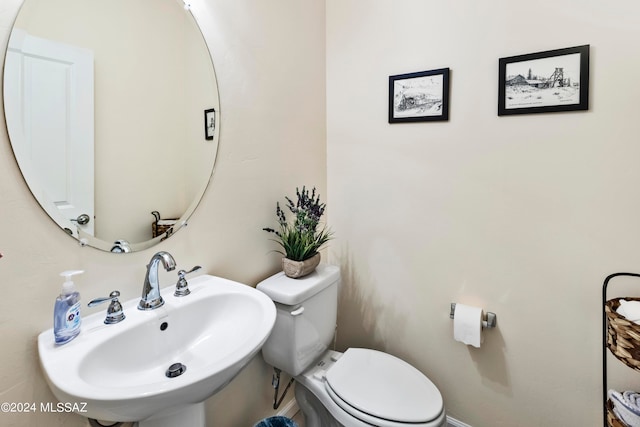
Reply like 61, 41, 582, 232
498, 45, 589, 116
389, 68, 450, 123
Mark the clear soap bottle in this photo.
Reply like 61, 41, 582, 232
53, 270, 83, 345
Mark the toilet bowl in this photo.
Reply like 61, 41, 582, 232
257, 265, 446, 427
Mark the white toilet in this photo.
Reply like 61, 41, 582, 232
257, 265, 446, 427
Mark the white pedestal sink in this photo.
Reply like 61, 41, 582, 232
37, 275, 276, 427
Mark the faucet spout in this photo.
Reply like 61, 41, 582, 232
138, 251, 176, 310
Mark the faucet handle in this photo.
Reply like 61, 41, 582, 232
174, 266, 202, 297
88, 290, 126, 324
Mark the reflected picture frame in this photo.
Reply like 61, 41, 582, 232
498, 45, 589, 116
389, 68, 450, 123
204, 108, 216, 140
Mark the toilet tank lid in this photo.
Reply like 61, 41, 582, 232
256, 264, 339, 305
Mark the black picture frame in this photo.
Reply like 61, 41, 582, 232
498, 45, 589, 116
204, 108, 216, 140
389, 68, 450, 123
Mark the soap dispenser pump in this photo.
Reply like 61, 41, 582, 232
53, 270, 83, 345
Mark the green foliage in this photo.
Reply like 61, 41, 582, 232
263, 186, 333, 261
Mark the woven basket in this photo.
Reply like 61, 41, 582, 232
605, 297, 640, 370
152, 220, 176, 238
607, 398, 628, 427
151, 211, 177, 239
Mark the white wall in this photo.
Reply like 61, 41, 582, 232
327, 1, 640, 426
0, 0, 325, 425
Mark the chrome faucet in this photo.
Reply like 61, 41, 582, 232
138, 251, 176, 310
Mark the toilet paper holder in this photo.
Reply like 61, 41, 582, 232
450, 303, 497, 329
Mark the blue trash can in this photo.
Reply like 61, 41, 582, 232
253, 416, 298, 427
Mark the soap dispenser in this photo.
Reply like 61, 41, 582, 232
53, 270, 83, 345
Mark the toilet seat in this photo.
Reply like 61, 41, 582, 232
324, 348, 444, 426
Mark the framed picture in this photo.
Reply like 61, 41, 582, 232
389, 68, 450, 123
498, 45, 589, 116
204, 108, 216, 140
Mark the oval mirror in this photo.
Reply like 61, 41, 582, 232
3, 0, 220, 252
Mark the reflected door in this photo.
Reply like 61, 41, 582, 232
5, 29, 95, 236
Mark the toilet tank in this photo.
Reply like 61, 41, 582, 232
257, 264, 340, 376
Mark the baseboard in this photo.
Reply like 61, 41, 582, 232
276, 397, 299, 418
447, 415, 472, 427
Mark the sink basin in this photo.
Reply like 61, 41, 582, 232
38, 275, 276, 426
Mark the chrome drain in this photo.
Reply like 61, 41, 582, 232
165, 362, 187, 378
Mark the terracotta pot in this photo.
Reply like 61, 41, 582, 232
282, 253, 321, 278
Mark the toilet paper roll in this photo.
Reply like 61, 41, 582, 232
453, 303, 483, 348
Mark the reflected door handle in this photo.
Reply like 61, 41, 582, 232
71, 214, 91, 225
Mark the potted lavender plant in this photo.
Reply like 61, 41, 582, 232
263, 186, 333, 278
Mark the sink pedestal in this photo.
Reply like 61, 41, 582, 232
139, 403, 205, 427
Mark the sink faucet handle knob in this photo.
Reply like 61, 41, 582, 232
182, 265, 202, 276
88, 290, 126, 324
174, 265, 202, 297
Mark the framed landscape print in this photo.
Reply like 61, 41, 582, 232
389, 68, 450, 123
498, 45, 589, 116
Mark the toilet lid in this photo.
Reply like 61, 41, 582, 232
325, 348, 443, 424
